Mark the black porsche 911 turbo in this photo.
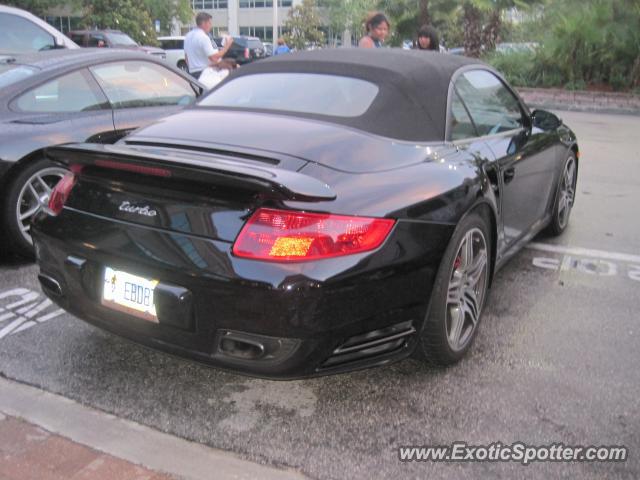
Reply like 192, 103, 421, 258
33, 49, 578, 379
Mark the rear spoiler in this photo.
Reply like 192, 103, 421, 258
45, 143, 336, 202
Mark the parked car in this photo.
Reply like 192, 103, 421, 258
0, 48, 204, 257
157, 35, 187, 71
495, 42, 539, 54
0, 4, 79, 54
213, 35, 265, 64
33, 49, 578, 378
68, 30, 166, 60
262, 41, 273, 57
447, 47, 465, 55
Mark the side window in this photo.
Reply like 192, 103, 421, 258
449, 90, 477, 141
69, 33, 85, 46
13, 70, 108, 113
0, 13, 55, 53
90, 61, 197, 109
454, 70, 524, 136
88, 34, 106, 47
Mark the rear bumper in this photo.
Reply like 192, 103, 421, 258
32, 209, 453, 379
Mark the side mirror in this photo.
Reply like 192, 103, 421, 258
531, 109, 562, 131
53, 36, 65, 49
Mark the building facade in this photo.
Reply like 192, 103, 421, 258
189, 0, 299, 41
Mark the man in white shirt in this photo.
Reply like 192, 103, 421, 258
184, 12, 233, 79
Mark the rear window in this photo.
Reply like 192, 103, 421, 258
247, 39, 263, 49
198, 73, 379, 118
105, 32, 137, 47
160, 39, 183, 50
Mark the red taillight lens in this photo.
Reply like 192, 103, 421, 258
48, 172, 77, 216
244, 48, 250, 59
232, 208, 395, 262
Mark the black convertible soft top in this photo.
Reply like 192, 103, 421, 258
218, 48, 487, 142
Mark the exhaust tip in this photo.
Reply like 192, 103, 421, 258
220, 335, 266, 360
38, 273, 63, 298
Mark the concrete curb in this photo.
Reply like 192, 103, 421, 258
0, 377, 307, 480
517, 87, 640, 116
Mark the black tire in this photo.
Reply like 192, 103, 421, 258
547, 152, 577, 236
177, 60, 188, 71
415, 211, 492, 366
3, 158, 67, 258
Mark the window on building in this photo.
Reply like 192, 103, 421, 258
191, 0, 227, 9
240, 0, 291, 6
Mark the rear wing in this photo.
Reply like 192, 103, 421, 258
45, 143, 336, 202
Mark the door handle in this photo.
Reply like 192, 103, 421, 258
504, 167, 516, 184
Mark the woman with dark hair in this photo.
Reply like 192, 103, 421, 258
416, 24, 439, 51
359, 12, 390, 48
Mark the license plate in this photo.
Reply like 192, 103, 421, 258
102, 267, 159, 323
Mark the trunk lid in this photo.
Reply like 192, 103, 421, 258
45, 143, 335, 242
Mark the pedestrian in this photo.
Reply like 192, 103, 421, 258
415, 25, 439, 51
184, 12, 233, 80
273, 37, 290, 55
358, 12, 390, 49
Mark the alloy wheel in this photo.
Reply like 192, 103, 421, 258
445, 227, 489, 352
557, 157, 576, 230
15, 167, 67, 245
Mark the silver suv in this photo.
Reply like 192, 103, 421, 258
0, 5, 79, 54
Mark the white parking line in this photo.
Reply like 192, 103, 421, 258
527, 242, 640, 264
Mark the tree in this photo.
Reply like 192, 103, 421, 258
3, 0, 67, 16
80, 0, 158, 45
144, 0, 193, 36
419, 0, 430, 26
380, 0, 460, 47
283, 0, 325, 50
320, 0, 378, 46
462, 1, 483, 57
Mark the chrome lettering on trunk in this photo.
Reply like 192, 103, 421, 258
119, 201, 157, 217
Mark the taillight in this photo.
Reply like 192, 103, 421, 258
47, 172, 77, 216
232, 208, 395, 262
244, 48, 250, 59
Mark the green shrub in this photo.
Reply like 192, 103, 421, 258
487, 0, 639, 91
484, 50, 538, 88
536, 0, 640, 90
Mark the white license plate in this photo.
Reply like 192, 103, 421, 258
102, 267, 159, 323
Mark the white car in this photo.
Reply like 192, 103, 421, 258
158, 36, 187, 71
0, 5, 79, 54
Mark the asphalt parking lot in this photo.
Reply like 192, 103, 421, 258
0, 110, 638, 479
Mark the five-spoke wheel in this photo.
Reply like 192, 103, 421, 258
3, 158, 67, 257
415, 211, 491, 365
549, 153, 577, 236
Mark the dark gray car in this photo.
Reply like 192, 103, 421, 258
0, 48, 204, 257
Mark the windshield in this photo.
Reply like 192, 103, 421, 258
198, 73, 379, 118
0, 12, 56, 54
105, 32, 138, 47
0, 64, 38, 89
